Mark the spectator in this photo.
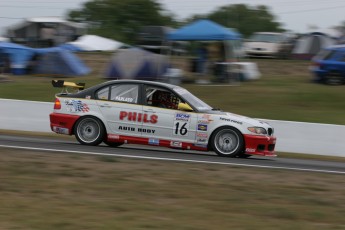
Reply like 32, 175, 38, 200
197, 43, 209, 76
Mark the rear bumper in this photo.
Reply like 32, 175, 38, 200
50, 113, 80, 135
243, 134, 277, 157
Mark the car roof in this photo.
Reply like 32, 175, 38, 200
95, 79, 178, 90
60, 79, 181, 98
326, 45, 345, 51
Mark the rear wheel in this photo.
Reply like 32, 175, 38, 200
74, 117, 105, 146
210, 127, 244, 157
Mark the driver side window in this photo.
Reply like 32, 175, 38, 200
145, 86, 180, 110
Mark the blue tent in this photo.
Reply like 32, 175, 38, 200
105, 48, 169, 80
0, 42, 88, 75
167, 19, 241, 41
34, 48, 90, 76
0, 42, 35, 74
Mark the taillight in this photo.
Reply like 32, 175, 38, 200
54, 98, 61, 110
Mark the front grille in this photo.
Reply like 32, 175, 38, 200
268, 128, 273, 136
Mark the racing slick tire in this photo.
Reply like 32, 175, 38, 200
74, 116, 105, 146
103, 140, 123, 147
210, 126, 244, 157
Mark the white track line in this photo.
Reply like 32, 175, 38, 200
1, 144, 344, 175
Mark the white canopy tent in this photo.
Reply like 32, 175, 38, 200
68, 35, 125, 52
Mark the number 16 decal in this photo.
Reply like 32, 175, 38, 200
174, 121, 188, 136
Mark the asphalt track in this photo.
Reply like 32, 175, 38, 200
0, 134, 344, 175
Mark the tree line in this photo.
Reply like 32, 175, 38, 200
67, 0, 284, 44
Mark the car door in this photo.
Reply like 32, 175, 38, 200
141, 84, 197, 145
96, 83, 143, 137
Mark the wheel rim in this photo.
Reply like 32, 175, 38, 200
76, 118, 101, 143
214, 129, 240, 155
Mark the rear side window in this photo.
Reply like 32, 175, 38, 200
96, 87, 109, 100
110, 84, 139, 104
96, 84, 139, 104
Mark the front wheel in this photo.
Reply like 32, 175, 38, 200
210, 127, 244, 157
74, 117, 105, 146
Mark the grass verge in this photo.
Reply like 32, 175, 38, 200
1, 58, 345, 125
0, 148, 344, 230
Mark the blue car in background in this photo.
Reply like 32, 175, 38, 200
311, 45, 345, 85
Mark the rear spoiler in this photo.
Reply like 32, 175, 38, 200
52, 80, 85, 94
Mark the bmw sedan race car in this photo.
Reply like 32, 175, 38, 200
50, 80, 276, 158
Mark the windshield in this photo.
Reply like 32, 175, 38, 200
174, 87, 213, 111
249, 33, 284, 43
312, 49, 335, 61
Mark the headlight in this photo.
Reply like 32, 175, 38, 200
248, 127, 267, 135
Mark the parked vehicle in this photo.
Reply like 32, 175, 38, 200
311, 45, 345, 85
243, 32, 294, 58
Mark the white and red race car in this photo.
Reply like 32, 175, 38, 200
50, 80, 276, 158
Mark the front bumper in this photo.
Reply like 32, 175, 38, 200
243, 134, 276, 157
50, 113, 80, 135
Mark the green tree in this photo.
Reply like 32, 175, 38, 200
67, 0, 176, 44
185, 4, 284, 37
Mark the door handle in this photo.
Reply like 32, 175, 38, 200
144, 109, 156, 113
100, 104, 111, 108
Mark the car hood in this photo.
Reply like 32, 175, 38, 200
223, 112, 273, 129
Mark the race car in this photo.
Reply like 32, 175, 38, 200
50, 79, 276, 158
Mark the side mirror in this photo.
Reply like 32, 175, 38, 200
178, 102, 193, 112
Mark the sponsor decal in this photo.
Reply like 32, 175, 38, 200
170, 141, 182, 148
115, 96, 134, 103
201, 114, 213, 121
220, 117, 243, 125
108, 134, 120, 140
194, 143, 207, 148
198, 115, 213, 123
245, 148, 256, 153
119, 126, 135, 131
197, 124, 208, 131
196, 133, 208, 138
198, 119, 210, 124
120, 111, 158, 124
175, 113, 190, 121
53, 126, 69, 134
148, 138, 159, 145
85, 95, 91, 99
197, 138, 207, 143
118, 126, 156, 134
138, 128, 156, 134
65, 100, 89, 113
